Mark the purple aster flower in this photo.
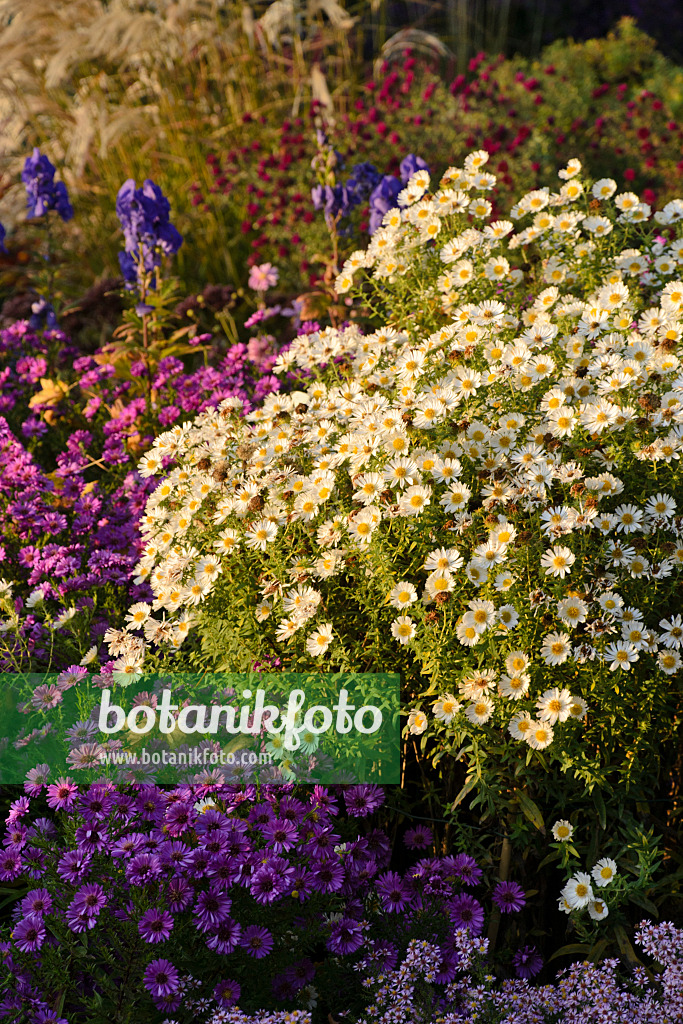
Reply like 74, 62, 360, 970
434, 948, 461, 984
513, 944, 544, 979
250, 865, 282, 904
33, 1011, 68, 1024
404, 825, 433, 849
241, 924, 274, 959
447, 852, 483, 886
194, 888, 232, 933
46, 777, 78, 810
344, 784, 384, 817
138, 908, 174, 943
143, 958, 179, 997
166, 876, 193, 912
311, 857, 345, 894
492, 880, 526, 913
6, 796, 30, 823
327, 917, 365, 954
0, 222, 5, 253
126, 853, 162, 885
213, 979, 240, 1008
20, 889, 52, 917
70, 882, 107, 919
0, 851, 22, 881
12, 914, 45, 952
449, 893, 485, 934
24, 764, 50, 796
262, 817, 298, 852
205, 917, 242, 954
376, 870, 413, 912
57, 849, 91, 884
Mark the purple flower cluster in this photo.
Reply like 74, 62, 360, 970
0, 318, 283, 669
21, 148, 73, 222
357, 923, 683, 1023
0, 779, 519, 1019
116, 177, 183, 287
368, 153, 430, 233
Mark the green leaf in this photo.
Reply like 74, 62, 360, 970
451, 776, 477, 809
548, 942, 592, 962
516, 790, 546, 834
613, 923, 641, 964
593, 789, 607, 830
627, 891, 659, 917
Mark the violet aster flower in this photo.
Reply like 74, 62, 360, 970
20, 889, 52, 917
492, 880, 526, 913
344, 784, 384, 817
57, 849, 91, 884
449, 892, 485, 934
143, 958, 179, 997
205, 917, 242, 954
404, 825, 433, 849
70, 882, 107, 919
327, 917, 365, 954
448, 852, 484, 886
250, 865, 282, 904
138, 907, 174, 943
12, 914, 45, 952
376, 870, 412, 913
513, 944, 543, 979
194, 888, 232, 932
213, 979, 241, 1008
241, 924, 274, 959
0, 222, 6, 253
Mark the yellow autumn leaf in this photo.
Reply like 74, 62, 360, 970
28, 378, 69, 409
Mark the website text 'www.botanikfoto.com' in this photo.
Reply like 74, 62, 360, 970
99, 747, 274, 768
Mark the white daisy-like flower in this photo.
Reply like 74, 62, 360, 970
392, 616, 416, 645
591, 857, 618, 888
407, 708, 428, 734
561, 872, 594, 909
540, 545, 576, 578
551, 820, 574, 842
433, 694, 461, 724
540, 632, 572, 666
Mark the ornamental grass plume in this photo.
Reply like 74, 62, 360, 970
115, 154, 683, 828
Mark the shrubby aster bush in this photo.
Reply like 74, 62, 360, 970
118, 153, 683, 850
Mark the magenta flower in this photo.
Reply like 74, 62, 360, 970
248, 262, 279, 292
46, 778, 78, 811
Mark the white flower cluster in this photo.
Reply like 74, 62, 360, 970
109, 154, 683, 752
559, 856, 618, 921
